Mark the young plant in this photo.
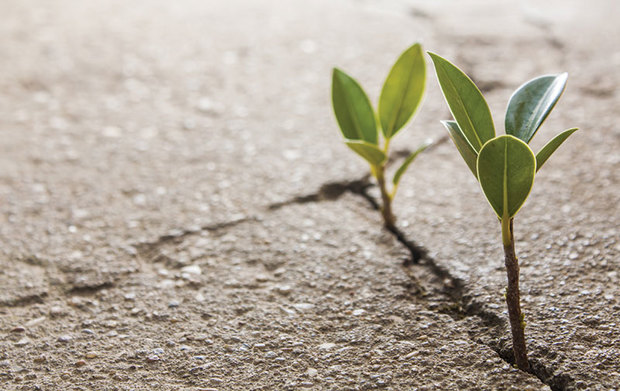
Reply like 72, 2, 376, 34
429, 52, 578, 371
331, 43, 430, 230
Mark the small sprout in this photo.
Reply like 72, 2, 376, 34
429, 52, 577, 371
331, 44, 430, 229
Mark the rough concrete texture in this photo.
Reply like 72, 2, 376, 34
0, 0, 618, 390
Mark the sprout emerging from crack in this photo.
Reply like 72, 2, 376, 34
331, 43, 431, 230
429, 52, 578, 371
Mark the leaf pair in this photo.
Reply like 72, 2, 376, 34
331, 43, 427, 184
429, 53, 577, 221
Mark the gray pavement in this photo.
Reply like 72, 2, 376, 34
0, 0, 618, 390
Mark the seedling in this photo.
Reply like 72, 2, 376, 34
429, 52, 578, 371
331, 43, 430, 229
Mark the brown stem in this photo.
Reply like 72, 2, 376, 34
502, 218, 530, 371
375, 165, 395, 230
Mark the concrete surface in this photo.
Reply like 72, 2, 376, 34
0, 0, 618, 390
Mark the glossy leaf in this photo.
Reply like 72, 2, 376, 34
345, 140, 386, 166
536, 128, 578, 172
392, 140, 432, 187
505, 73, 568, 143
379, 43, 426, 139
477, 135, 536, 220
428, 52, 495, 151
442, 120, 478, 178
332, 68, 378, 144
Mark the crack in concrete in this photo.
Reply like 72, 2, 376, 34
347, 186, 577, 391
268, 176, 373, 211
273, 173, 577, 390
135, 216, 257, 261
0, 293, 48, 307
124, 145, 578, 389
67, 281, 115, 295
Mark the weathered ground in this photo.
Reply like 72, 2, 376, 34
0, 0, 618, 390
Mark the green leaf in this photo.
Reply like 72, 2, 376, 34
442, 120, 478, 178
392, 140, 432, 187
477, 135, 536, 220
345, 140, 386, 166
379, 43, 426, 139
428, 52, 495, 151
332, 68, 378, 144
536, 128, 578, 172
505, 73, 568, 143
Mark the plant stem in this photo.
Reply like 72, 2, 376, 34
375, 164, 395, 230
501, 218, 530, 371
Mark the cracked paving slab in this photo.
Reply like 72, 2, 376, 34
383, 2, 620, 390
0, 0, 618, 390
1, 198, 547, 390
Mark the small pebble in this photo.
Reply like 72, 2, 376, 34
11, 326, 26, 333
124, 293, 136, 301
26, 316, 46, 327
146, 355, 160, 362
82, 329, 95, 335
168, 300, 180, 308
181, 265, 201, 275
15, 337, 30, 346
85, 352, 98, 359
50, 306, 65, 317
75, 360, 87, 367
273, 285, 292, 296
153, 348, 164, 355
58, 335, 72, 343
33, 355, 46, 364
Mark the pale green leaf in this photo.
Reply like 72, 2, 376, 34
392, 140, 432, 187
379, 43, 426, 139
505, 73, 568, 143
536, 128, 578, 172
477, 135, 536, 220
442, 120, 478, 178
345, 140, 386, 166
332, 68, 378, 144
428, 52, 495, 151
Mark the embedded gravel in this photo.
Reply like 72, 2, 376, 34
0, 0, 618, 390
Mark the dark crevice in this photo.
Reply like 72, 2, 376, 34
387, 225, 428, 265
0, 293, 47, 307
68, 281, 115, 295
135, 216, 256, 260
268, 176, 373, 210
397, 235, 575, 390
347, 180, 576, 390
267, 140, 580, 389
